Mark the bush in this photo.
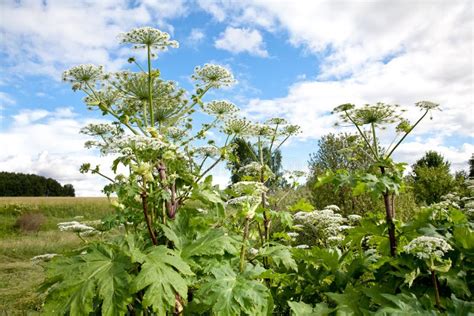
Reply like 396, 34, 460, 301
14, 213, 46, 233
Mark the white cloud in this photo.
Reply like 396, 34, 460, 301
0, 107, 115, 196
187, 28, 205, 46
0, 0, 187, 78
0, 91, 16, 107
201, 0, 473, 172
215, 27, 268, 57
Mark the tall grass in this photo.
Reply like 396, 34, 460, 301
0, 197, 115, 313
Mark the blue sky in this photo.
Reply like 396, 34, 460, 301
0, 0, 473, 195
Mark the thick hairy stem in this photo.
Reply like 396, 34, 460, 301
158, 162, 178, 219
239, 218, 250, 273
431, 270, 441, 309
141, 192, 158, 245
380, 166, 397, 256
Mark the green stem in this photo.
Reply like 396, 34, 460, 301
344, 111, 378, 160
385, 110, 429, 159
371, 123, 379, 157
239, 217, 250, 272
147, 45, 154, 128
431, 269, 441, 309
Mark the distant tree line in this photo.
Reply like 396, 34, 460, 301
0, 172, 75, 196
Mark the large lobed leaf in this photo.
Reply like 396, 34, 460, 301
42, 243, 133, 316
195, 263, 271, 315
131, 245, 194, 315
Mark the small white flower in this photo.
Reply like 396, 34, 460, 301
31, 253, 57, 262
287, 232, 299, 238
120, 27, 179, 51
295, 244, 310, 249
248, 248, 259, 256
203, 100, 238, 117
192, 64, 235, 88
404, 236, 452, 261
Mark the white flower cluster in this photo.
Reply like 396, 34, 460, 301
403, 236, 452, 261
100, 134, 168, 156
62, 64, 104, 90
58, 221, 98, 237
227, 195, 261, 206
192, 64, 235, 88
31, 253, 58, 263
120, 27, 179, 51
348, 214, 362, 225
223, 118, 253, 135
231, 181, 267, 196
239, 162, 274, 180
194, 146, 220, 158
203, 100, 238, 117
293, 205, 350, 247
415, 101, 440, 111
80, 123, 122, 137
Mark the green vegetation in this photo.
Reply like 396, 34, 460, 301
0, 197, 113, 312
2, 27, 473, 315
0, 172, 75, 196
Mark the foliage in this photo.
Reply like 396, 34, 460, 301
307, 133, 380, 215
227, 137, 285, 188
0, 171, 75, 196
38, 27, 473, 316
322, 101, 440, 256
411, 151, 454, 205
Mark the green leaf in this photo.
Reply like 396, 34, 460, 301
43, 243, 133, 316
195, 263, 271, 316
288, 301, 332, 315
260, 244, 298, 271
181, 229, 239, 260
131, 246, 193, 315
288, 198, 314, 212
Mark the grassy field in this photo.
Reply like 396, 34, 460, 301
0, 197, 114, 313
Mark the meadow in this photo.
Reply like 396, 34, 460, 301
0, 197, 114, 313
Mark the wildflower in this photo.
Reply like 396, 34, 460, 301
194, 146, 220, 158
404, 236, 452, 261
332, 103, 355, 113
62, 64, 104, 90
31, 253, 57, 262
192, 64, 235, 88
324, 205, 340, 212
224, 118, 253, 136
348, 214, 362, 225
248, 248, 259, 256
265, 117, 288, 125
57, 221, 96, 233
295, 244, 310, 249
281, 124, 301, 136
287, 232, 299, 238
203, 100, 238, 117
231, 181, 267, 196
415, 101, 440, 111
120, 27, 179, 51
226, 195, 261, 206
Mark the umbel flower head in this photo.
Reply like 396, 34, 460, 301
404, 236, 452, 261
192, 64, 235, 88
349, 103, 403, 127
62, 64, 104, 90
224, 118, 253, 135
120, 27, 179, 51
203, 100, 238, 117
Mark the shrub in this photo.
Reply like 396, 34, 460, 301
14, 213, 46, 233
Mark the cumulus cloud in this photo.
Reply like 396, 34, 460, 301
0, 0, 187, 78
215, 27, 268, 57
201, 0, 473, 172
187, 28, 205, 46
0, 107, 115, 196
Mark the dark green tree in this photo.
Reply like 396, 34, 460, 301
469, 154, 474, 178
411, 151, 453, 205
307, 133, 378, 215
0, 172, 75, 196
227, 138, 285, 188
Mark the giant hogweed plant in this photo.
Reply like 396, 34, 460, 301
319, 101, 440, 256
41, 27, 300, 315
